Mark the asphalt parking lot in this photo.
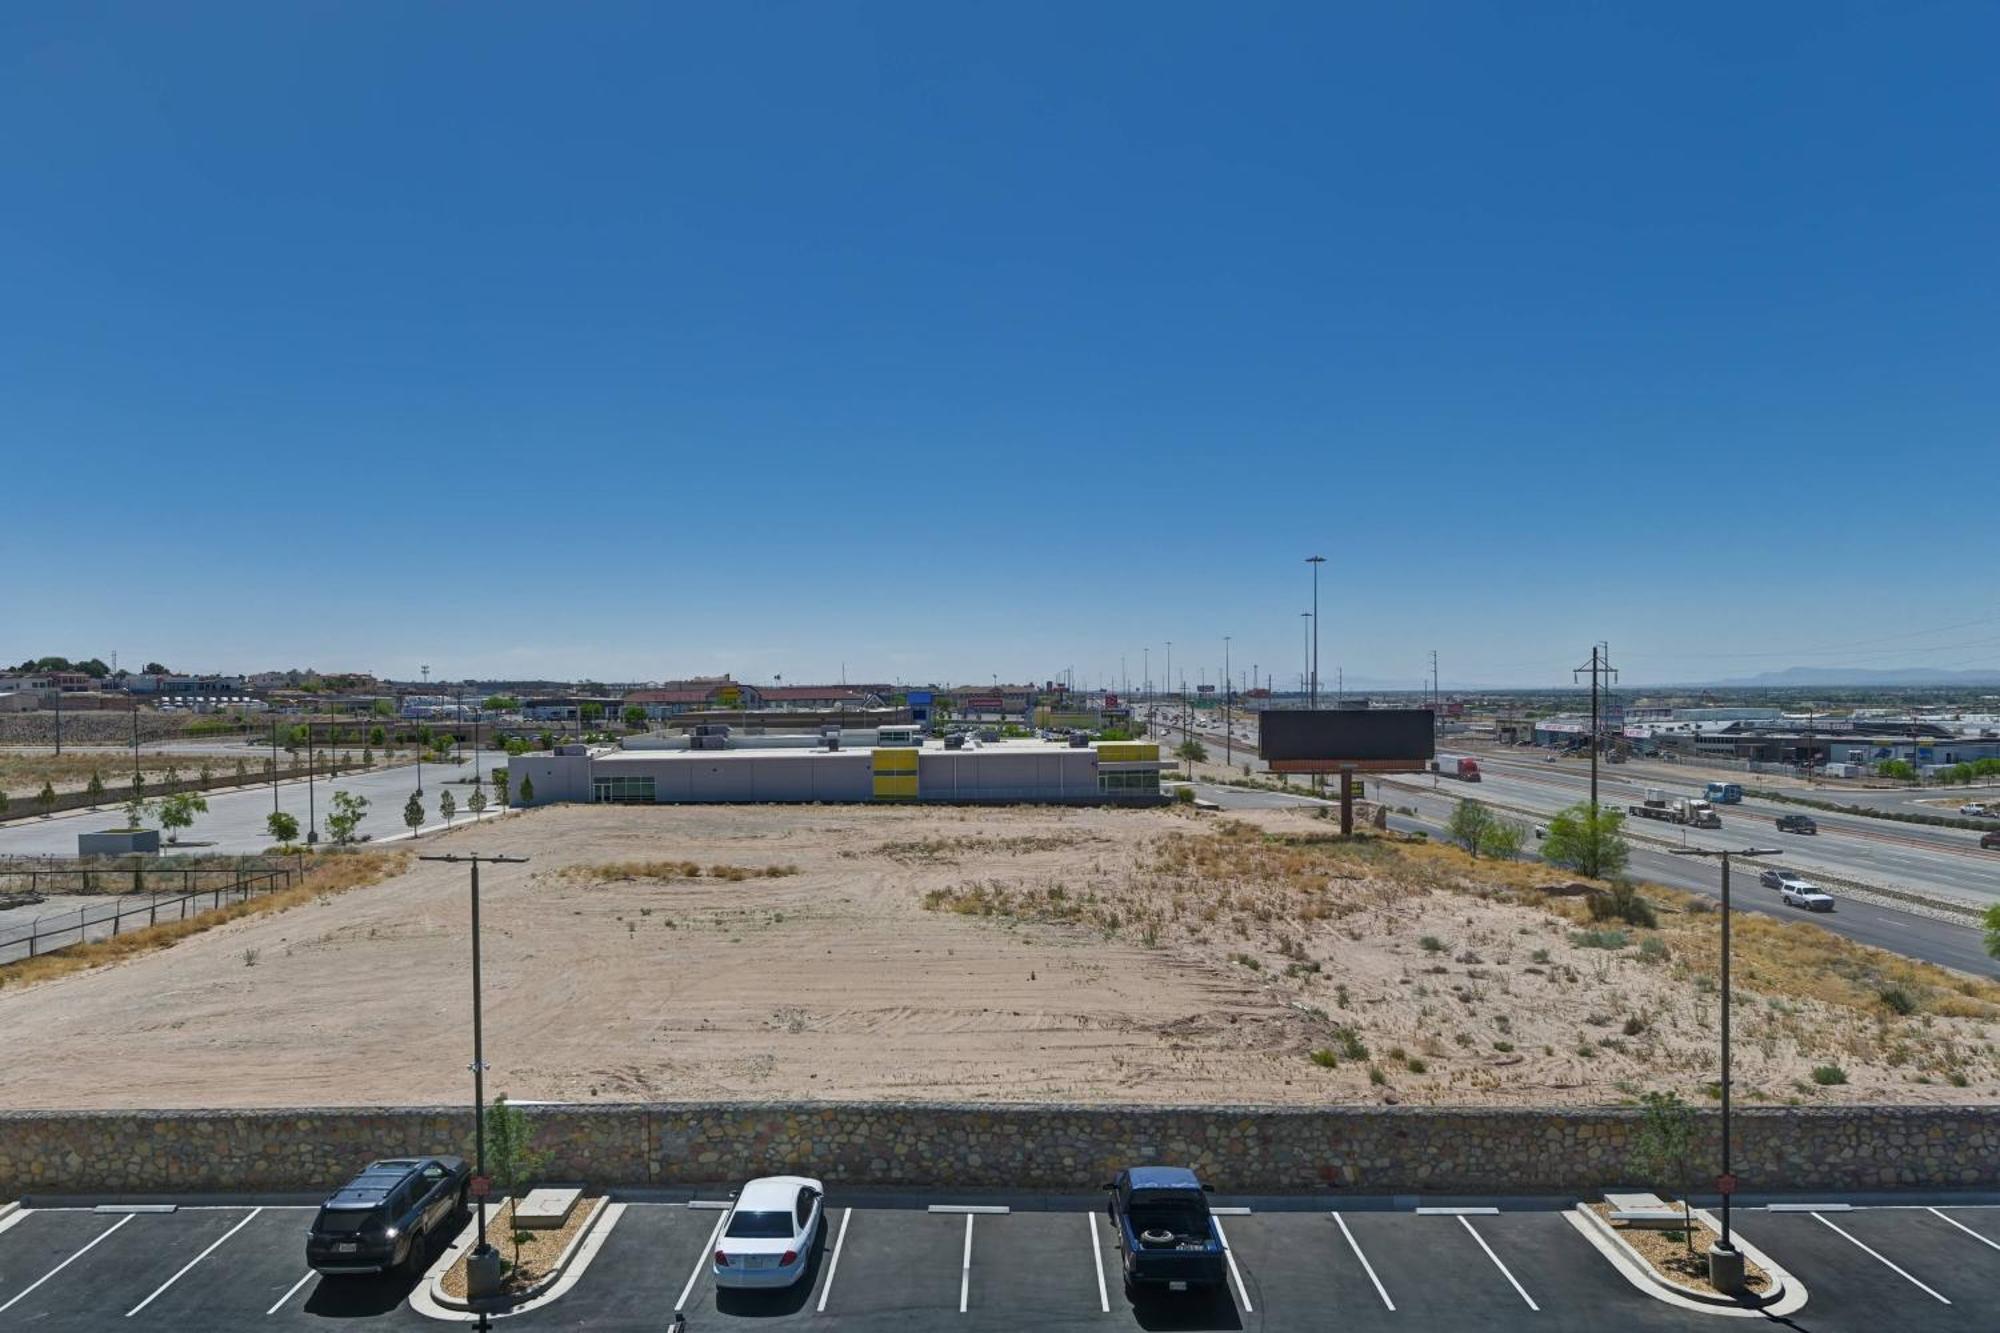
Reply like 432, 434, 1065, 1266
2, 1195, 1996, 1330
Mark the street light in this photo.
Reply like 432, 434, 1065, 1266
418, 851, 529, 1304
1306, 556, 1325, 708
1669, 844, 1781, 1295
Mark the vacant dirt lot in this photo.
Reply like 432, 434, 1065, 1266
0, 802, 1994, 1110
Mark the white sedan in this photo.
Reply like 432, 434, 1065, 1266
1781, 883, 1835, 912
712, 1175, 824, 1289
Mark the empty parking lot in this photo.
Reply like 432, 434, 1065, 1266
2, 1195, 1997, 1330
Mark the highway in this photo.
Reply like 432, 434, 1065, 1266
0, 752, 504, 858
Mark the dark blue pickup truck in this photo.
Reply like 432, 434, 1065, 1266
1104, 1165, 1228, 1293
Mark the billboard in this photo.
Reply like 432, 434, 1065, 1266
1259, 708, 1435, 773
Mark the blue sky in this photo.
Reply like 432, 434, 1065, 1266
3, 3, 1996, 688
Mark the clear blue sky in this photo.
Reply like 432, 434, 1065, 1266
4, 3, 1996, 688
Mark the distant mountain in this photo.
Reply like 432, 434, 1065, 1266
1704, 666, 2000, 687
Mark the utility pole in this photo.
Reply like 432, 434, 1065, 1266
1223, 637, 1232, 767
1573, 644, 1619, 810
1429, 650, 1439, 728
1669, 845, 1780, 1296
1306, 555, 1326, 707
418, 851, 528, 1302
1300, 613, 1311, 707
53, 683, 63, 757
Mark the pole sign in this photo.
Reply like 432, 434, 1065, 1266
470, 1176, 491, 1198
1715, 1173, 1737, 1196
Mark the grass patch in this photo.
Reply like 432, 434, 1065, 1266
555, 860, 798, 885
0, 850, 407, 990
1569, 928, 1629, 950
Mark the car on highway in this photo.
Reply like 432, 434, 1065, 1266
1775, 813, 1818, 834
712, 1175, 824, 1289
1781, 883, 1835, 912
1104, 1165, 1227, 1294
1960, 803, 1990, 816
1982, 831, 2000, 850
1759, 868, 1809, 891
306, 1156, 468, 1277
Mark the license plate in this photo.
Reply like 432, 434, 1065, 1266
1168, 1280, 1188, 1292
335, 1242, 358, 1254
743, 1254, 776, 1268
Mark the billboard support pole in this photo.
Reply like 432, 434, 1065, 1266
1339, 764, 1355, 837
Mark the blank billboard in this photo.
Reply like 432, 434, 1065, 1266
1259, 709, 1435, 767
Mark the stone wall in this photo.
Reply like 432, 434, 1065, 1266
0, 1103, 1990, 1197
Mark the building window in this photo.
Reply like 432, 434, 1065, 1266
592, 775, 656, 804
1098, 770, 1160, 793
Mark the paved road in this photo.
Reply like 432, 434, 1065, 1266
1190, 780, 1997, 978
0, 753, 504, 858
3, 1193, 1995, 1331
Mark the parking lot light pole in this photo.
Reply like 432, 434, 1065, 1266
1670, 845, 1780, 1294
419, 851, 528, 1300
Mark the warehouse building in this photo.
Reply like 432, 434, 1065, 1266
507, 737, 1170, 806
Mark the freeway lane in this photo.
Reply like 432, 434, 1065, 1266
1190, 780, 1997, 978
0, 753, 502, 858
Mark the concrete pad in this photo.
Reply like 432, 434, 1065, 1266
1606, 1191, 1669, 1211
513, 1186, 581, 1230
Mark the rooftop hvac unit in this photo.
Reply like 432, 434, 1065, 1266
692, 734, 727, 750
944, 733, 965, 750
1068, 732, 1090, 747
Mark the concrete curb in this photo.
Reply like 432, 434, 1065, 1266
412, 1195, 613, 1322
1568, 1204, 1808, 1318
0, 1201, 21, 1226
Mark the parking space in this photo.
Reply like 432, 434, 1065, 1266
1735, 1205, 2000, 1329
6, 1196, 1997, 1331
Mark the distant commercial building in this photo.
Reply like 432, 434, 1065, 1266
508, 736, 1170, 807
124, 674, 248, 699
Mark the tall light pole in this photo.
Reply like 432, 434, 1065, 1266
1223, 637, 1232, 767
1670, 845, 1779, 1296
1306, 556, 1326, 708
418, 851, 528, 1302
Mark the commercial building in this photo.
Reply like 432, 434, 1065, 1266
507, 736, 1170, 807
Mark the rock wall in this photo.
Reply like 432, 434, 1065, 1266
1, 1103, 1990, 1197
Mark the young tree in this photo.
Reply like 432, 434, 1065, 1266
439, 789, 457, 825
369, 725, 387, 749
518, 774, 535, 804
403, 791, 426, 836
580, 702, 604, 727
156, 791, 209, 844
1628, 1091, 1700, 1253
1541, 802, 1630, 879
267, 810, 300, 845
122, 793, 151, 830
493, 768, 510, 807
86, 770, 106, 801
0, 788, 9, 816
372, 698, 395, 717
36, 781, 57, 817
1447, 799, 1497, 857
622, 705, 647, 729
1175, 739, 1208, 776
468, 787, 488, 818
1984, 902, 2000, 962
142, 661, 167, 675
233, 758, 247, 780
484, 695, 520, 712
483, 1095, 552, 1271
361, 744, 374, 766
198, 761, 214, 784
1483, 817, 1527, 861
326, 790, 370, 844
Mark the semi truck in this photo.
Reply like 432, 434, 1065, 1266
1629, 788, 1722, 828
1431, 753, 1482, 781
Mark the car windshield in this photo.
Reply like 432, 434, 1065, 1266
315, 1207, 381, 1235
725, 1209, 795, 1239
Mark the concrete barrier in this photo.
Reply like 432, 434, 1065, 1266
1, 1103, 1992, 1197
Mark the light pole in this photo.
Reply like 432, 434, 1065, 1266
1306, 556, 1325, 707
1670, 844, 1780, 1295
305, 713, 317, 844
418, 851, 528, 1303
1300, 613, 1311, 707
1223, 637, 1232, 768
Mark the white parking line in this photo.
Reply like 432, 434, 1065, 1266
959, 1213, 974, 1313
816, 1207, 852, 1314
1211, 1216, 1254, 1314
1928, 1207, 2000, 1254
127, 1207, 264, 1316
0, 1214, 133, 1316
266, 1270, 315, 1315
1333, 1212, 1395, 1311
1087, 1211, 1109, 1313
677, 1208, 729, 1312
1458, 1215, 1538, 1311
1812, 1212, 1951, 1304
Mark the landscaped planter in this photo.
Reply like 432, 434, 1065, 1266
77, 829, 161, 856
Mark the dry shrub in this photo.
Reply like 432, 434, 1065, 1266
0, 850, 407, 991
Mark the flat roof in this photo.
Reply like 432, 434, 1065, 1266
590, 739, 1145, 765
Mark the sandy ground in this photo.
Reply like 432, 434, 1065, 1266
0, 801, 1993, 1111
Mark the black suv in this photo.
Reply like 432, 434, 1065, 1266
1776, 813, 1817, 834
306, 1157, 469, 1276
